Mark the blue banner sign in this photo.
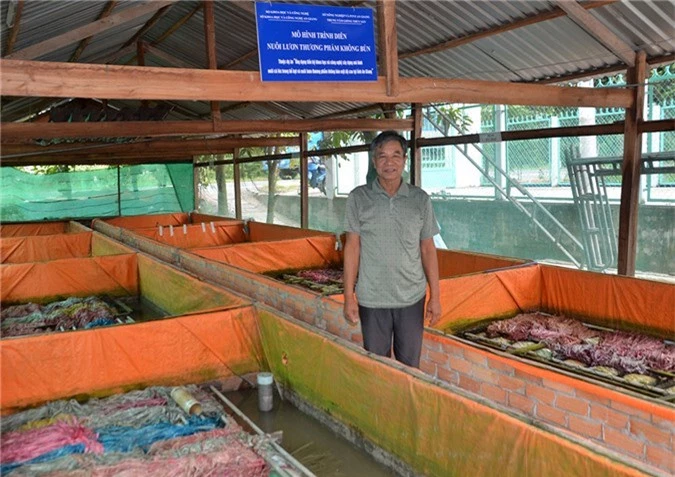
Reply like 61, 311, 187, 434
255, 2, 377, 82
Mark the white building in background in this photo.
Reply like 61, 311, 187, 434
332, 105, 483, 196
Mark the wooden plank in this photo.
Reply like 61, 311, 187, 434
70, 1, 118, 62
0, 60, 634, 108
617, 51, 647, 276
152, 4, 202, 47
305, 119, 673, 154
419, 122, 625, 147
122, 3, 202, 66
89, 44, 136, 65
3, 0, 25, 56
259, 102, 305, 119
316, 104, 384, 119
143, 44, 192, 68
556, 0, 635, 66
639, 119, 675, 134
7, 1, 178, 60
534, 53, 675, 85
221, 49, 257, 69
377, 0, 399, 96
0, 119, 411, 141
203, 0, 221, 128
1, 136, 300, 155
120, 4, 173, 49
399, 1, 616, 60
2, 155, 193, 167
409, 103, 423, 186
300, 133, 309, 229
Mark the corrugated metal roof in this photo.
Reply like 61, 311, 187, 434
1, 0, 674, 124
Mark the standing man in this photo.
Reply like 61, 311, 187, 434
343, 131, 441, 368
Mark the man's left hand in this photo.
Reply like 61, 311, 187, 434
425, 297, 442, 326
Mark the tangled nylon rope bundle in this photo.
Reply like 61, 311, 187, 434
1, 418, 103, 465
2, 386, 269, 477
1, 296, 119, 337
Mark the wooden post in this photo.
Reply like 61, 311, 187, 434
300, 133, 309, 228
203, 0, 221, 128
3, 0, 25, 57
409, 103, 423, 186
193, 157, 200, 211
617, 51, 646, 276
376, 0, 399, 97
233, 148, 242, 220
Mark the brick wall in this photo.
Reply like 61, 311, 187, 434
175, 254, 673, 474
108, 234, 673, 475
312, 294, 674, 475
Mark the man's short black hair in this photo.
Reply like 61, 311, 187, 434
370, 130, 408, 156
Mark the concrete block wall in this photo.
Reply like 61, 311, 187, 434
272, 194, 675, 275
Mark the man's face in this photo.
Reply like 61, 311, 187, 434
373, 140, 406, 182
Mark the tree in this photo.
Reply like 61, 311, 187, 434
239, 143, 292, 224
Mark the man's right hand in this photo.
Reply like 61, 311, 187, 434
343, 295, 359, 325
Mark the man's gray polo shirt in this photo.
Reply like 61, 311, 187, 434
345, 179, 439, 308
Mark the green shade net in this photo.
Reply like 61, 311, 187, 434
0, 163, 194, 222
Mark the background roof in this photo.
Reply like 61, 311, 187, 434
1, 0, 673, 123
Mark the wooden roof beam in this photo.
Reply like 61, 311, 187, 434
220, 49, 257, 70
152, 4, 202, 48
123, 3, 202, 66
2, 136, 299, 157
399, 1, 616, 60
0, 118, 413, 141
0, 60, 634, 108
7, 1, 178, 61
203, 0, 221, 128
533, 53, 675, 85
3, 155, 194, 167
316, 104, 387, 119
120, 3, 174, 50
259, 102, 306, 119
142, 43, 192, 68
70, 1, 118, 62
3, 0, 25, 57
377, 0, 399, 97
556, 0, 635, 66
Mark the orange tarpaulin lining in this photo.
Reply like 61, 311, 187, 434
191, 235, 341, 273
190, 212, 238, 223
248, 221, 334, 242
0, 232, 92, 263
259, 309, 647, 477
0, 306, 265, 413
435, 264, 541, 332
136, 253, 247, 316
91, 232, 137, 257
133, 222, 247, 249
540, 265, 675, 336
432, 263, 674, 337
437, 248, 526, 278
0, 221, 68, 237
1, 254, 139, 304
102, 213, 189, 229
